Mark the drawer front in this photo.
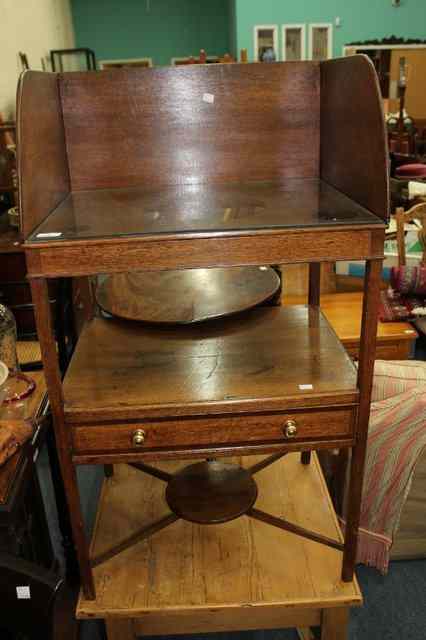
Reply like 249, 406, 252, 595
374, 341, 412, 361
345, 341, 413, 362
72, 407, 355, 454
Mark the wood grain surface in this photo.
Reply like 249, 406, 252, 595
17, 71, 70, 239
321, 56, 389, 223
95, 266, 280, 324
60, 62, 320, 192
71, 407, 355, 456
77, 453, 362, 621
63, 306, 358, 423
24, 226, 385, 279
284, 291, 417, 349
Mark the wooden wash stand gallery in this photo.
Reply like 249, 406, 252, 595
17, 57, 389, 638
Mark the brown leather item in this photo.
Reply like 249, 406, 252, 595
0, 419, 34, 466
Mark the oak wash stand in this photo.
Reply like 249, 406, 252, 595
18, 57, 388, 636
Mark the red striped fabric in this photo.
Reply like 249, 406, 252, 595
345, 361, 426, 572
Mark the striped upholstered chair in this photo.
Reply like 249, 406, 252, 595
354, 359, 426, 571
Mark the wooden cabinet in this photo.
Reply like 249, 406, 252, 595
18, 56, 388, 620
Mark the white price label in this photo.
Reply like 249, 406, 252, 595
16, 586, 31, 599
299, 384, 313, 390
36, 232, 62, 238
202, 93, 215, 104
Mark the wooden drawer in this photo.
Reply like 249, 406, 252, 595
344, 340, 414, 362
72, 407, 356, 454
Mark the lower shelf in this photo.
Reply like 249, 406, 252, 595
77, 453, 362, 633
63, 306, 359, 424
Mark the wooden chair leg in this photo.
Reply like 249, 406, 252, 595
301, 451, 312, 465
321, 607, 349, 640
104, 464, 114, 478
308, 263, 321, 306
332, 449, 349, 514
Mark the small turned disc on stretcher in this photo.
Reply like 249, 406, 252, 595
166, 461, 258, 524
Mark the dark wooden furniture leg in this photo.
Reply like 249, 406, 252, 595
104, 465, 114, 478
332, 449, 349, 514
29, 459, 56, 568
45, 424, 80, 580
30, 277, 95, 599
301, 451, 312, 466
301, 262, 322, 466
342, 258, 382, 581
308, 263, 321, 307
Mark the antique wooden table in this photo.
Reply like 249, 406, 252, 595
285, 291, 418, 361
18, 56, 388, 640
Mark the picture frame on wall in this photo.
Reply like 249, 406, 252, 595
254, 25, 278, 62
282, 24, 306, 61
309, 24, 333, 60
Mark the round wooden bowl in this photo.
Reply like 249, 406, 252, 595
96, 266, 280, 324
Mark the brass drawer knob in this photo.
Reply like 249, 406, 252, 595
283, 420, 297, 439
132, 429, 146, 446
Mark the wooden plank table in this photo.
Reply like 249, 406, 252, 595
285, 292, 417, 360
77, 453, 362, 639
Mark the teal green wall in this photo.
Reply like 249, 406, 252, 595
235, 0, 426, 60
71, 1, 426, 66
71, 0, 231, 66
229, 0, 237, 60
